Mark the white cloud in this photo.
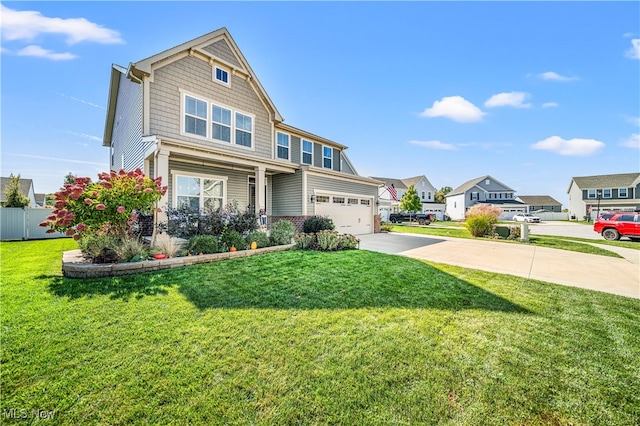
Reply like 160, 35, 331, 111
484, 92, 531, 108
625, 115, 640, 127
542, 102, 559, 108
409, 140, 458, 151
420, 96, 486, 122
620, 133, 640, 149
1, 5, 123, 45
538, 71, 578, 82
625, 39, 640, 59
531, 136, 605, 156
17, 45, 77, 60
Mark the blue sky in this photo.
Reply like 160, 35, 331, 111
2, 1, 639, 207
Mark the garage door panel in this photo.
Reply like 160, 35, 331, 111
315, 195, 372, 235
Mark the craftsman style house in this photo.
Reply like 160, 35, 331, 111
372, 175, 445, 220
445, 175, 526, 220
567, 173, 640, 220
103, 28, 380, 234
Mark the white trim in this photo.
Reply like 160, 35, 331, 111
619, 187, 628, 198
276, 131, 290, 161
171, 170, 228, 209
301, 139, 313, 165
179, 89, 255, 151
602, 188, 612, 199
213, 64, 231, 87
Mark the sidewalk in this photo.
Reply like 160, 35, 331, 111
358, 233, 640, 299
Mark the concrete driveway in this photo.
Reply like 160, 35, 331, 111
359, 232, 640, 299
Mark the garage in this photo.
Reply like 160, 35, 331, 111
314, 193, 374, 235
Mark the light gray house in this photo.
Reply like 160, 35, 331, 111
567, 173, 640, 220
515, 195, 562, 213
445, 175, 526, 220
372, 175, 445, 220
0, 176, 38, 208
103, 28, 381, 234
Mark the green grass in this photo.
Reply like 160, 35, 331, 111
391, 225, 626, 258
2, 240, 640, 425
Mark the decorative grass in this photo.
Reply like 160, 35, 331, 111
2, 239, 639, 425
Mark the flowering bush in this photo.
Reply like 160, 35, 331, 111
39, 168, 166, 240
464, 204, 503, 237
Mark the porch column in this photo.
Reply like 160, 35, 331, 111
156, 149, 170, 224
256, 166, 266, 216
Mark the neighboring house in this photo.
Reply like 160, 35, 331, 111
103, 28, 381, 234
567, 173, 640, 220
446, 175, 525, 220
371, 175, 445, 220
0, 177, 38, 208
515, 195, 562, 213
35, 193, 46, 207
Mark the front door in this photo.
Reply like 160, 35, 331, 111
248, 177, 267, 214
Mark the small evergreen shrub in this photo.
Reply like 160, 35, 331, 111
380, 221, 393, 232
338, 234, 359, 250
294, 233, 317, 250
188, 235, 220, 254
303, 216, 335, 233
245, 231, 270, 248
316, 230, 340, 251
220, 229, 247, 251
269, 220, 296, 245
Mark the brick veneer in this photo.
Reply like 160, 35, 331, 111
268, 216, 312, 233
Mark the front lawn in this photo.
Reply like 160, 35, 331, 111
2, 240, 639, 425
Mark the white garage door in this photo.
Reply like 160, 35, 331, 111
315, 194, 373, 235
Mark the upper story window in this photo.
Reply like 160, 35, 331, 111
175, 174, 225, 212
587, 189, 597, 199
235, 113, 252, 147
619, 188, 628, 198
212, 105, 231, 143
183, 93, 253, 149
185, 96, 207, 137
602, 188, 612, 198
302, 139, 313, 165
215, 66, 229, 85
276, 132, 289, 160
428, 192, 432, 200
323, 146, 333, 169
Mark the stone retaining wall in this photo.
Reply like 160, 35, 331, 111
63, 244, 295, 279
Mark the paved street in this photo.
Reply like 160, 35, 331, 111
359, 232, 640, 299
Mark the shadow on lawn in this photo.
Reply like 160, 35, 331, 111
47, 251, 529, 313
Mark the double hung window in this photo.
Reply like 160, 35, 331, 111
323, 146, 333, 169
302, 139, 313, 165
175, 174, 225, 212
185, 96, 207, 137
277, 132, 289, 160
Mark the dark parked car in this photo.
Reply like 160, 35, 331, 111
593, 212, 640, 241
388, 212, 433, 225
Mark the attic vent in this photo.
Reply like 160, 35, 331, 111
485, 179, 491, 185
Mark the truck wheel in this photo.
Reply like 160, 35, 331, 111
602, 228, 620, 241
418, 218, 426, 225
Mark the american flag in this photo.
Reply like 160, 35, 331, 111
388, 183, 398, 201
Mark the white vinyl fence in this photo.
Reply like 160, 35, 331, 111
0, 208, 67, 241
535, 212, 570, 221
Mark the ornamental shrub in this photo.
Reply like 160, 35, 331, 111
220, 229, 247, 251
188, 235, 220, 254
303, 216, 335, 233
113, 237, 148, 263
294, 232, 317, 250
316, 230, 340, 251
269, 220, 295, 245
39, 168, 166, 240
245, 231, 270, 249
338, 233, 359, 250
3, 174, 30, 208
464, 204, 503, 237
76, 232, 121, 263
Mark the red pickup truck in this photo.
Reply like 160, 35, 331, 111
593, 212, 640, 241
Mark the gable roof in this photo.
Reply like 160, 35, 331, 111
516, 195, 562, 206
34, 193, 46, 206
569, 173, 640, 192
369, 175, 436, 191
128, 27, 282, 123
0, 177, 34, 203
448, 175, 514, 196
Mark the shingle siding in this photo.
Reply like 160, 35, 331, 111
111, 72, 143, 171
201, 40, 242, 68
291, 136, 301, 165
149, 54, 272, 159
